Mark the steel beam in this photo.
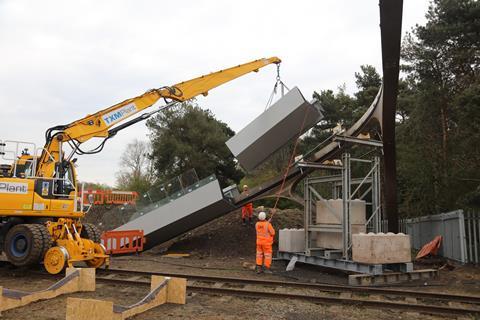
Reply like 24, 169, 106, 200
277, 251, 384, 275
333, 135, 383, 147
379, 0, 403, 232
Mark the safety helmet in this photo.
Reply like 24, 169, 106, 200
258, 211, 266, 221
243, 184, 248, 189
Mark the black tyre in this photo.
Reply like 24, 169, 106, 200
36, 224, 53, 258
4, 224, 45, 266
80, 223, 102, 243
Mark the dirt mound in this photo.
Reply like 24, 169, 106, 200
82, 204, 136, 232
161, 208, 303, 258
83, 202, 304, 259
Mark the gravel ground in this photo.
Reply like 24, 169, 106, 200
0, 208, 479, 319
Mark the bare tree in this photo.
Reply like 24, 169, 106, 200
115, 139, 153, 192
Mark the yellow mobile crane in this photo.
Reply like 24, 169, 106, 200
0, 57, 281, 274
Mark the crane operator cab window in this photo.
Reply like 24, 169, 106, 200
2, 149, 35, 178
53, 159, 77, 197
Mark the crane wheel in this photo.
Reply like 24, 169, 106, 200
3, 224, 46, 267
85, 243, 107, 268
37, 224, 53, 257
44, 246, 69, 274
80, 223, 102, 244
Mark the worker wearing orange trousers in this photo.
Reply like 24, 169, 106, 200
241, 185, 253, 225
255, 211, 275, 274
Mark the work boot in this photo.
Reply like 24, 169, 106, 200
263, 267, 273, 274
255, 265, 263, 274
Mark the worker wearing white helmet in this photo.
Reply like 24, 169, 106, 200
255, 211, 275, 274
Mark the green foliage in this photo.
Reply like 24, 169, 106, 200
294, 0, 479, 216
397, 0, 480, 215
146, 101, 243, 188
254, 198, 303, 210
354, 65, 382, 117
300, 66, 382, 157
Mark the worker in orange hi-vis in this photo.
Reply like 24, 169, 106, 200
255, 211, 275, 274
241, 185, 254, 225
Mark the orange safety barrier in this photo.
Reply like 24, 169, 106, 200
81, 190, 139, 206
101, 230, 144, 255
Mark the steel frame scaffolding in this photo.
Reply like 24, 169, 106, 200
303, 152, 382, 260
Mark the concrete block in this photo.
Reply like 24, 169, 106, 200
316, 199, 366, 225
314, 199, 366, 250
315, 224, 366, 250
279, 229, 305, 252
226, 87, 323, 171
352, 232, 412, 264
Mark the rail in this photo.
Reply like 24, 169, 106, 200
92, 268, 480, 317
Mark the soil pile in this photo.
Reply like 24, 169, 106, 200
85, 202, 304, 259
163, 208, 304, 258
82, 204, 136, 231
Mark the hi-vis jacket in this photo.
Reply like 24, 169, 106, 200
255, 221, 275, 245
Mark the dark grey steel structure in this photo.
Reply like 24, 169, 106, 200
379, 0, 403, 233
115, 177, 235, 249
226, 87, 323, 171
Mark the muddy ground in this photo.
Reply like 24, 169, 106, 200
0, 207, 479, 319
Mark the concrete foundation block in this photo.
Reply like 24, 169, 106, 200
316, 199, 366, 225
226, 87, 323, 171
315, 224, 366, 250
279, 228, 305, 253
313, 199, 366, 250
352, 232, 412, 264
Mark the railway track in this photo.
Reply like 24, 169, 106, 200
95, 267, 480, 317
2, 261, 478, 317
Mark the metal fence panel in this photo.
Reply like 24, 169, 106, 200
390, 210, 480, 264
464, 210, 480, 264
399, 210, 468, 263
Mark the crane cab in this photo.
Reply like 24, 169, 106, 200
0, 140, 84, 218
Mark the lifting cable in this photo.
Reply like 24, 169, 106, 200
265, 64, 290, 110
262, 64, 309, 222
269, 106, 310, 222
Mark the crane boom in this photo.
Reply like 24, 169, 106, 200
37, 57, 281, 177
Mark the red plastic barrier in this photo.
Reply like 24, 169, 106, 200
101, 230, 144, 255
81, 190, 138, 206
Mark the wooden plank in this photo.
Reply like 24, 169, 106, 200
66, 275, 186, 320
167, 277, 187, 304
66, 298, 114, 320
1, 268, 95, 312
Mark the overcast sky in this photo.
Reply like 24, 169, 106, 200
0, 0, 429, 186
